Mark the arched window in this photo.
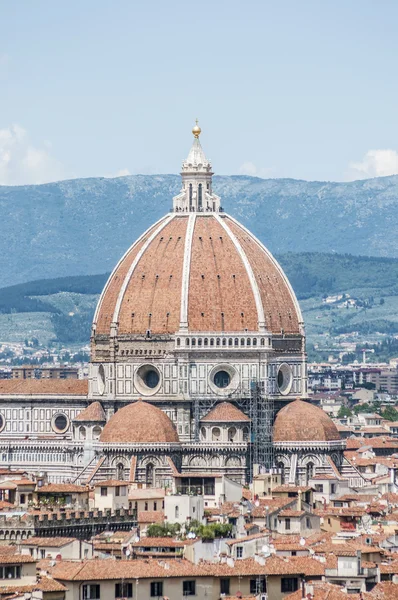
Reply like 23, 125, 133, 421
210, 338, 215, 346
261, 338, 265, 346
306, 462, 315, 483
212, 427, 221, 442
198, 183, 202, 209
176, 338, 181, 346
201, 427, 207, 440
222, 338, 226, 346
79, 426, 86, 440
240, 338, 245, 346
198, 338, 202, 346
228, 427, 237, 442
116, 463, 125, 481
234, 338, 239, 346
242, 427, 249, 442
92, 426, 102, 440
175, 505, 179, 519
253, 338, 257, 346
204, 338, 208, 346
216, 338, 221, 346
247, 338, 251, 346
228, 338, 233, 346
278, 462, 285, 484
192, 338, 196, 346
146, 463, 154, 486
189, 184, 193, 208
186, 338, 190, 346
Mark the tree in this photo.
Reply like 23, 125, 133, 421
382, 406, 398, 422
337, 406, 352, 418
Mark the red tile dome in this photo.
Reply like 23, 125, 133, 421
273, 399, 341, 443
93, 213, 302, 337
100, 400, 179, 444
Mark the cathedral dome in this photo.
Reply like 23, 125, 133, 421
93, 214, 302, 337
99, 400, 179, 444
273, 400, 341, 443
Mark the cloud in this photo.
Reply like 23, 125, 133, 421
238, 161, 275, 178
348, 149, 398, 180
0, 124, 65, 185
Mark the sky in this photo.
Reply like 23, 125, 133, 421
1, 0, 398, 185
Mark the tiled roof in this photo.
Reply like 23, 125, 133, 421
74, 401, 106, 422
94, 480, 127, 488
131, 538, 187, 548
278, 510, 307, 518
0, 379, 88, 396
363, 582, 398, 599
273, 400, 341, 442
38, 483, 88, 494
284, 581, 358, 600
0, 554, 36, 564
20, 537, 76, 548
225, 533, 269, 546
0, 577, 67, 594
137, 511, 165, 524
129, 488, 165, 500
95, 214, 302, 336
201, 402, 250, 423
100, 400, 179, 444
272, 485, 313, 493
48, 556, 323, 581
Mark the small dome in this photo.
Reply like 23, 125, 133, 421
201, 402, 250, 422
100, 400, 179, 444
273, 400, 341, 443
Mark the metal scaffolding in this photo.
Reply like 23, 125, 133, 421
191, 378, 275, 482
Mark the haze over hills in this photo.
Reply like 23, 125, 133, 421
2, 174, 398, 287
0, 253, 397, 358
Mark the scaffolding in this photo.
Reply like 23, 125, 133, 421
191, 378, 275, 482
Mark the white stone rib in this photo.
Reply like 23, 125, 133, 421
93, 214, 171, 327
225, 214, 305, 331
111, 214, 174, 327
179, 213, 196, 331
214, 213, 266, 332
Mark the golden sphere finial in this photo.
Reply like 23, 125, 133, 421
192, 118, 201, 138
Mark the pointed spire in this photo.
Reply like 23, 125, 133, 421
172, 121, 222, 213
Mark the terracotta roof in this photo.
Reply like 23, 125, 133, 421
201, 402, 250, 423
0, 379, 87, 396
363, 582, 398, 599
0, 577, 67, 594
129, 488, 165, 500
273, 400, 341, 443
0, 554, 36, 564
278, 510, 307, 518
284, 581, 358, 600
137, 510, 165, 524
38, 483, 88, 494
74, 401, 106, 422
272, 485, 313, 493
100, 400, 179, 444
48, 556, 322, 581
94, 480, 127, 488
225, 533, 269, 546
20, 537, 76, 547
131, 538, 187, 548
94, 214, 301, 336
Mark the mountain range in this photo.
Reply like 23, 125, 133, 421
2, 174, 398, 287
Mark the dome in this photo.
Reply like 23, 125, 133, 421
100, 400, 179, 444
201, 402, 250, 422
93, 213, 302, 336
273, 400, 341, 443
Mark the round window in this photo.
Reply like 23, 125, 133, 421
144, 369, 160, 389
277, 363, 293, 395
214, 370, 231, 388
52, 413, 69, 433
134, 364, 161, 396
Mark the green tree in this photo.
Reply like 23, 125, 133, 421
382, 406, 398, 422
337, 406, 352, 418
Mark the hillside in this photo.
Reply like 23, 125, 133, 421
2, 174, 398, 287
0, 253, 397, 356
